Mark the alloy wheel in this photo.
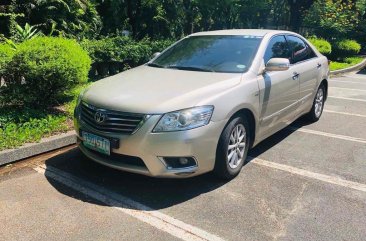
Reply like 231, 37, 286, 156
227, 124, 246, 169
314, 88, 324, 118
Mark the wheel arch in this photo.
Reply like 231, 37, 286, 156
320, 79, 328, 100
229, 108, 256, 149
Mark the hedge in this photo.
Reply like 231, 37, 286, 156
80, 36, 174, 77
0, 43, 14, 76
333, 39, 361, 59
1, 37, 91, 107
308, 37, 332, 56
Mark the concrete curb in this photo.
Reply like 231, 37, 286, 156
330, 57, 366, 76
0, 131, 76, 166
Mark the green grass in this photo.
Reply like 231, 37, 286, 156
0, 108, 68, 151
330, 57, 364, 71
0, 83, 91, 151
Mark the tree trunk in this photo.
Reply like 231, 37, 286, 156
287, 0, 314, 32
126, 0, 142, 38
183, 0, 194, 35
288, 0, 301, 32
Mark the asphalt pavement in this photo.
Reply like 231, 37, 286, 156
1, 70, 366, 241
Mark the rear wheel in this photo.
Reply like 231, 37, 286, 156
214, 116, 250, 180
306, 84, 325, 122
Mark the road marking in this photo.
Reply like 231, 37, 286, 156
328, 96, 366, 102
34, 165, 224, 241
287, 126, 366, 144
330, 87, 366, 92
324, 110, 366, 118
251, 158, 366, 193
330, 80, 366, 85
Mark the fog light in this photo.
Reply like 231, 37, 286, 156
162, 157, 197, 169
179, 157, 189, 165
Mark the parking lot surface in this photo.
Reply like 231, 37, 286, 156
1, 70, 366, 241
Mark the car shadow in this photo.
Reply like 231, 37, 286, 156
43, 147, 227, 210
248, 116, 313, 159
43, 116, 313, 211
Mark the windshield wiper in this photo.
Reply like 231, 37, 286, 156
147, 63, 165, 68
167, 65, 214, 72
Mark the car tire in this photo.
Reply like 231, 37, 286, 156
306, 84, 326, 122
214, 116, 250, 180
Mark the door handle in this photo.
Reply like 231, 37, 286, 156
292, 72, 300, 80
317, 63, 322, 69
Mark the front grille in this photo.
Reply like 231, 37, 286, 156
80, 102, 145, 134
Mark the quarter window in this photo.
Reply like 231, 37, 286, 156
263, 35, 291, 64
286, 35, 316, 64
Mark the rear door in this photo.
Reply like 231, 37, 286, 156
258, 35, 299, 138
285, 35, 320, 114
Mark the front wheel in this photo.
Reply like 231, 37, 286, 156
306, 84, 325, 122
214, 116, 250, 180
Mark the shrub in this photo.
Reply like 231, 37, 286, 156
81, 36, 174, 65
1, 37, 91, 106
0, 43, 14, 76
333, 39, 361, 58
80, 36, 134, 63
80, 37, 174, 78
308, 38, 332, 56
140, 38, 175, 56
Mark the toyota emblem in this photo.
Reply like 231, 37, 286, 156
94, 111, 106, 123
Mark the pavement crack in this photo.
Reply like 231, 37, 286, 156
257, 182, 309, 241
272, 182, 308, 241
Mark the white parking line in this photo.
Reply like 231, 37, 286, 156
330, 87, 366, 92
34, 165, 224, 241
330, 80, 366, 85
324, 110, 366, 118
251, 158, 366, 193
328, 96, 366, 102
287, 127, 366, 144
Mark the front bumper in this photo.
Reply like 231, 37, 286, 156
74, 114, 227, 178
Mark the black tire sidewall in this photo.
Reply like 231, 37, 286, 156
214, 116, 250, 179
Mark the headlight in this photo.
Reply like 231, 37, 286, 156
153, 106, 214, 132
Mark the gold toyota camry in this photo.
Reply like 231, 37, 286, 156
74, 29, 329, 179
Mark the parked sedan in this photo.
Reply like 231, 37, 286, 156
74, 29, 329, 179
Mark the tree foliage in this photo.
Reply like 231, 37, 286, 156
2, 0, 101, 40
0, 0, 365, 43
304, 0, 365, 38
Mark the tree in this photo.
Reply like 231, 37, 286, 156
12, 0, 102, 39
287, 0, 314, 31
304, 0, 363, 39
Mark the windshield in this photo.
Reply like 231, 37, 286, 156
149, 35, 262, 73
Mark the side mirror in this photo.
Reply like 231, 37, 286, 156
152, 52, 161, 59
265, 58, 290, 72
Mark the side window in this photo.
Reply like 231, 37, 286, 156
286, 35, 316, 64
263, 35, 291, 64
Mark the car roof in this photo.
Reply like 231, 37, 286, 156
189, 29, 295, 37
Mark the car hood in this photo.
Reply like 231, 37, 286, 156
83, 65, 242, 114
